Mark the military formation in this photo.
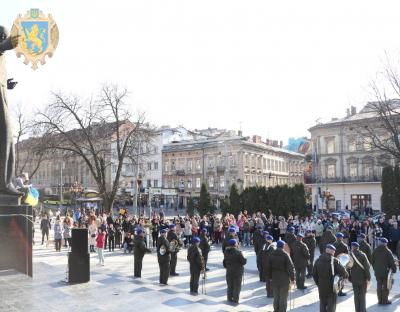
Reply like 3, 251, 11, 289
128, 224, 398, 312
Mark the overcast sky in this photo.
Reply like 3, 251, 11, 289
3, 1, 400, 143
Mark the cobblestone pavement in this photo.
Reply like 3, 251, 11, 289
0, 223, 399, 311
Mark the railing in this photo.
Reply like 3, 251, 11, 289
306, 175, 382, 184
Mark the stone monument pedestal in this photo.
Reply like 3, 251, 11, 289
0, 196, 32, 277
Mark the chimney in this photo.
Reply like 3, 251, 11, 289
346, 108, 350, 117
280, 140, 283, 148
252, 135, 262, 144
351, 106, 357, 115
238, 130, 243, 137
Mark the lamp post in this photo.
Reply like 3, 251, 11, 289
70, 181, 83, 210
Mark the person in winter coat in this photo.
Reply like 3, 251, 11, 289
107, 223, 116, 252
313, 244, 348, 312
88, 220, 98, 253
267, 240, 295, 312
260, 235, 275, 298
187, 236, 204, 293
133, 229, 151, 278
40, 214, 51, 245
291, 234, 310, 290
157, 229, 171, 285
319, 226, 336, 254
53, 218, 63, 252
304, 230, 316, 278
183, 219, 192, 247
63, 218, 71, 248
199, 228, 210, 271
358, 233, 372, 263
223, 239, 247, 304
96, 228, 105, 265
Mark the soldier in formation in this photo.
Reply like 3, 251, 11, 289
187, 236, 204, 294
333, 232, 348, 296
222, 227, 238, 253
253, 225, 265, 281
292, 233, 310, 290
348, 242, 370, 312
157, 229, 170, 285
371, 237, 397, 305
358, 233, 372, 263
283, 226, 296, 260
313, 244, 348, 312
267, 240, 295, 312
260, 234, 275, 298
223, 239, 247, 304
133, 229, 151, 278
304, 229, 316, 278
167, 224, 182, 276
199, 228, 210, 271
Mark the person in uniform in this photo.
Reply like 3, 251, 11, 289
222, 227, 237, 253
358, 233, 372, 263
223, 239, 247, 304
261, 235, 275, 298
199, 228, 210, 271
157, 229, 171, 285
348, 242, 370, 312
167, 224, 182, 276
187, 236, 204, 294
333, 232, 348, 296
371, 237, 397, 305
133, 229, 151, 278
284, 226, 296, 260
292, 233, 310, 290
253, 225, 265, 281
304, 229, 316, 278
319, 226, 336, 255
267, 240, 295, 312
313, 244, 348, 312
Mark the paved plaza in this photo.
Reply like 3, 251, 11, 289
0, 223, 400, 312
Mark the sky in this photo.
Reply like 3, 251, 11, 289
3, 1, 400, 143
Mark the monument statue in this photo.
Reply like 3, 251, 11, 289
0, 26, 21, 196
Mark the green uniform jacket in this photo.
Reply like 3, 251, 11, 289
304, 236, 316, 255
312, 253, 348, 298
157, 236, 171, 263
167, 231, 182, 252
199, 234, 210, 257
133, 236, 151, 258
223, 247, 247, 277
284, 232, 296, 249
260, 242, 275, 279
333, 240, 348, 257
359, 240, 372, 263
187, 245, 203, 272
349, 250, 371, 284
371, 245, 397, 278
267, 248, 295, 287
319, 231, 336, 250
222, 233, 237, 253
292, 240, 310, 269
253, 230, 264, 254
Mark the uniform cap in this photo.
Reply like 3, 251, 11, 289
192, 237, 200, 243
335, 232, 344, 238
228, 239, 237, 246
160, 229, 167, 234
327, 226, 333, 230
277, 240, 285, 248
380, 237, 388, 244
351, 242, 359, 248
263, 231, 269, 235
266, 235, 273, 241
169, 224, 176, 229
228, 228, 236, 233
201, 228, 208, 233
288, 226, 295, 232
358, 233, 366, 239
136, 229, 143, 235
306, 230, 312, 233
256, 225, 263, 229
326, 244, 336, 251
297, 233, 304, 238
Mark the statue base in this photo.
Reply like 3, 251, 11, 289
0, 193, 21, 206
0, 204, 32, 277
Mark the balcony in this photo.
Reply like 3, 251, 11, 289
176, 170, 185, 176
306, 175, 382, 184
216, 166, 226, 173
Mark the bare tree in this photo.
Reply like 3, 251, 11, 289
35, 84, 155, 212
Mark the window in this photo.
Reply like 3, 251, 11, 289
325, 137, 335, 154
196, 159, 201, 171
209, 176, 214, 188
154, 162, 158, 170
245, 154, 249, 167
351, 194, 371, 210
327, 164, 336, 178
187, 160, 193, 171
154, 146, 158, 154
348, 138, 356, 152
112, 165, 117, 173
349, 163, 358, 177
164, 162, 169, 172
208, 157, 214, 168
171, 161, 176, 170
147, 179, 151, 187
187, 179, 192, 189
363, 164, 373, 177
363, 138, 372, 151
179, 178, 185, 190
147, 162, 152, 170
263, 158, 266, 170
220, 176, 225, 188
230, 155, 236, 167
196, 178, 201, 188
153, 180, 158, 187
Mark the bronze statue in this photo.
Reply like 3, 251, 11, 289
0, 25, 21, 195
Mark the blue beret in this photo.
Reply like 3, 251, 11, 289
297, 233, 304, 238
277, 240, 285, 248
326, 244, 336, 251
380, 237, 388, 244
336, 232, 344, 238
266, 235, 273, 241
351, 242, 359, 247
228, 239, 237, 246
358, 233, 366, 239
201, 228, 208, 233
306, 230, 312, 233
263, 231, 269, 235
256, 225, 263, 229
228, 228, 236, 233
169, 224, 176, 229
160, 229, 167, 234
136, 229, 143, 235
288, 226, 295, 232
192, 237, 200, 243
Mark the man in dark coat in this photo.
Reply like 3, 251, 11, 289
267, 240, 295, 312
157, 229, 171, 285
319, 226, 336, 254
371, 237, 397, 305
187, 237, 204, 293
292, 233, 310, 290
261, 235, 275, 298
222, 227, 238, 253
333, 232, 348, 296
199, 228, 210, 271
358, 233, 372, 263
133, 229, 151, 278
304, 229, 316, 278
284, 226, 296, 260
223, 239, 247, 304
167, 224, 182, 276
349, 242, 370, 312
252, 226, 265, 281
313, 244, 348, 312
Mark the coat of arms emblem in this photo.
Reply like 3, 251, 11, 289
11, 8, 59, 70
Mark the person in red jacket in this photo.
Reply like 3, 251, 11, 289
96, 228, 105, 266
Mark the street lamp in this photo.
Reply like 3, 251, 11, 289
70, 181, 84, 210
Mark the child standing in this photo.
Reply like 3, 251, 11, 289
96, 228, 105, 266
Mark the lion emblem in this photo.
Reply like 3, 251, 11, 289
21, 23, 47, 54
